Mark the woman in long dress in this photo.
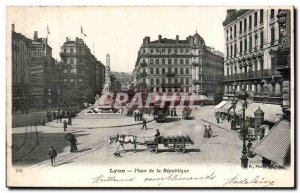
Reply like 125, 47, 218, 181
203, 125, 210, 138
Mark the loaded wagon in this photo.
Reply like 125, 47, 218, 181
143, 135, 194, 154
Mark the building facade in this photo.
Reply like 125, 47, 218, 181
11, 24, 32, 112
59, 37, 105, 105
132, 33, 224, 95
222, 9, 287, 105
30, 31, 56, 109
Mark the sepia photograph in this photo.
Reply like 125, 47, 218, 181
5, 5, 295, 188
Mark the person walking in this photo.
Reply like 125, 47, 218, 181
203, 125, 210, 138
48, 146, 57, 166
141, 118, 147, 130
133, 112, 137, 121
70, 137, 78, 153
53, 111, 56, 121
68, 116, 72, 126
59, 114, 63, 123
63, 120, 68, 132
208, 125, 214, 137
56, 111, 60, 123
216, 111, 220, 124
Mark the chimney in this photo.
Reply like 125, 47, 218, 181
66, 37, 69, 42
176, 35, 179, 41
158, 35, 162, 42
12, 24, 15, 32
143, 36, 150, 45
34, 31, 38, 41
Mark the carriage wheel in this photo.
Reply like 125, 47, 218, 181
175, 144, 186, 154
149, 145, 158, 154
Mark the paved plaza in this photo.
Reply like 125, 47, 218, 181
11, 106, 262, 168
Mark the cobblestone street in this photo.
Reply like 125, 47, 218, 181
11, 106, 262, 168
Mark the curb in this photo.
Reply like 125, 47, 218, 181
45, 118, 155, 129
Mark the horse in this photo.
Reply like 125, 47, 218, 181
108, 134, 137, 153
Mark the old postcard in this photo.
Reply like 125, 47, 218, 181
6, 6, 295, 188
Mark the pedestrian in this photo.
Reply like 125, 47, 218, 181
53, 111, 56, 121
148, 109, 151, 116
63, 120, 67, 131
56, 111, 60, 123
137, 111, 140, 121
68, 116, 72, 126
171, 108, 174, 116
59, 114, 63, 123
48, 146, 57, 166
203, 125, 210, 138
70, 137, 78, 153
140, 111, 143, 121
174, 108, 177, 116
141, 118, 147, 130
260, 126, 265, 140
208, 125, 214, 137
133, 112, 136, 121
154, 129, 160, 137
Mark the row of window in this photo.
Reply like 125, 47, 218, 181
63, 78, 82, 83
226, 29, 277, 58
149, 78, 191, 85
226, 61, 264, 76
145, 58, 191, 65
147, 67, 190, 75
226, 9, 275, 41
12, 40, 28, 51
32, 50, 44, 57
142, 48, 191, 55
63, 68, 83, 74
31, 69, 44, 74
149, 87, 191, 93
62, 47, 84, 53
63, 58, 85, 64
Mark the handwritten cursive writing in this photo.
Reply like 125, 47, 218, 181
223, 174, 275, 187
92, 174, 134, 184
144, 173, 216, 185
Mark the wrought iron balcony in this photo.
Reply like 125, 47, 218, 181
140, 72, 147, 78
166, 72, 175, 77
140, 61, 147, 67
192, 80, 204, 84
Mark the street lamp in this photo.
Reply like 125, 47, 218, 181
237, 85, 249, 168
48, 88, 52, 111
57, 89, 61, 112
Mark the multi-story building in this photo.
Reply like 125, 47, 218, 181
30, 31, 56, 108
132, 33, 224, 96
59, 37, 105, 104
11, 24, 32, 112
111, 72, 132, 91
222, 9, 285, 105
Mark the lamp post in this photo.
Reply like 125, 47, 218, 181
238, 85, 249, 168
48, 88, 52, 111
57, 89, 61, 112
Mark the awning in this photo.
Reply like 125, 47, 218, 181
214, 101, 227, 109
251, 120, 291, 167
219, 101, 235, 113
236, 103, 282, 123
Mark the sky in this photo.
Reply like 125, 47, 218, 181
7, 6, 227, 73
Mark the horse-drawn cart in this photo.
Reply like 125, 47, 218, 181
143, 135, 194, 154
109, 134, 194, 155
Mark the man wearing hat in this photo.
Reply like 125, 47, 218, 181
48, 146, 57, 166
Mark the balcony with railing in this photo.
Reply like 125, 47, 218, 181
274, 47, 290, 71
223, 69, 281, 82
166, 72, 175, 77
192, 79, 204, 85
59, 51, 85, 57
140, 61, 147, 67
140, 72, 147, 78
